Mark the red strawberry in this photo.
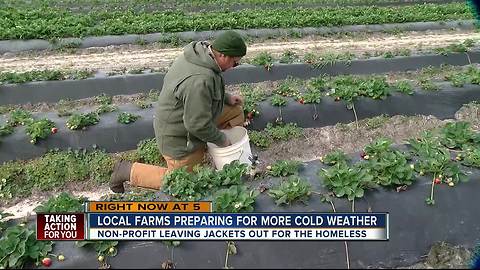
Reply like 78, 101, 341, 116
299, 98, 305, 104
434, 178, 441, 184
51, 127, 58, 134
42, 257, 52, 267
247, 112, 253, 119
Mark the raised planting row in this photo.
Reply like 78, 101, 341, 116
0, 0, 463, 12
247, 39, 477, 69
0, 3, 472, 40
1, 51, 478, 106
0, 20, 476, 53
1, 125, 479, 268
2, 67, 480, 162
0, 101, 156, 163
1, 38, 477, 85
0, 63, 473, 115
243, 66, 480, 131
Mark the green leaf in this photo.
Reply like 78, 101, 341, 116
354, 188, 364, 198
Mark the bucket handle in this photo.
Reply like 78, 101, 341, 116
236, 148, 244, 161
236, 148, 255, 166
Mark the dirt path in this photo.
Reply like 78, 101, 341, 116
3, 186, 112, 221
1, 29, 478, 73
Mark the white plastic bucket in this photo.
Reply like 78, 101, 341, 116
207, 126, 253, 170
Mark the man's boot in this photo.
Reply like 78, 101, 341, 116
109, 161, 133, 193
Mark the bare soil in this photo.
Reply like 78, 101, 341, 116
1, 29, 478, 74
255, 114, 446, 169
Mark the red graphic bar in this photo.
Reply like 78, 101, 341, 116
36, 213, 85, 240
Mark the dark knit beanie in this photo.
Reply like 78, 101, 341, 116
212, 30, 247, 57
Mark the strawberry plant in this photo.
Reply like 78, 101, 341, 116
100, 190, 158, 202
34, 192, 87, 213
274, 77, 302, 97
0, 105, 14, 115
321, 150, 350, 166
268, 176, 312, 206
304, 52, 331, 68
303, 53, 320, 67
136, 138, 165, 165
213, 185, 258, 213
327, 76, 360, 109
118, 112, 140, 124
95, 93, 113, 105
0, 161, 28, 202
135, 100, 153, 109
128, 68, 145, 74
96, 104, 118, 114
305, 52, 354, 69
267, 160, 302, 177
279, 50, 298, 64
434, 40, 474, 55
467, 66, 480, 84
25, 118, 55, 144
163, 168, 199, 201
307, 77, 327, 92
439, 122, 480, 149
358, 138, 415, 187
0, 223, 53, 269
408, 132, 468, 205
163, 161, 248, 201
382, 51, 395, 58
240, 84, 265, 119
271, 94, 287, 107
0, 4, 471, 40
251, 52, 274, 70
395, 80, 414, 95
358, 76, 391, 100
148, 89, 161, 102
66, 112, 100, 130
445, 72, 470, 87
0, 69, 93, 84
56, 99, 74, 117
265, 122, 302, 141
462, 147, 480, 168
364, 115, 388, 130
0, 123, 14, 137
68, 70, 93, 80
249, 130, 273, 148
419, 79, 439, 91
193, 165, 220, 192
217, 160, 248, 186
8, 109, 33, 126
300, 88, 322, 104
320, 162, 375, 201
0, 70, 60, 84
396, 48, 412, 56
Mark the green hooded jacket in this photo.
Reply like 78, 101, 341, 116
154, 41, 232, 159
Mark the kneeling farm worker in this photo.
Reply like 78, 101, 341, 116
110, 30, 247, 193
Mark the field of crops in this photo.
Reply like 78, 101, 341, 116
0, 0, 479, 269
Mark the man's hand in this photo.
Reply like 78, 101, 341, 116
218, 137, 232, 147
228, 95, 244, 106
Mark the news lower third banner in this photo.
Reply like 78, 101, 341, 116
37, 202, 389, 241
